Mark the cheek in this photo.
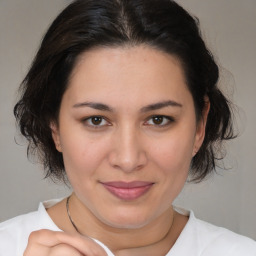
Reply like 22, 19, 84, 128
152, 135, 194, 170
148, 128, 195, 189
60, 134, 110, 180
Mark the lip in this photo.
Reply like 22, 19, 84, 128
100, 181, 154, 201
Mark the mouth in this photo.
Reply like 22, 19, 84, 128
100, 181, 154, 201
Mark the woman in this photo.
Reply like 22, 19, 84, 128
0, 0, 255, 255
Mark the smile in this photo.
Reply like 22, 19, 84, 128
100, 181, 154, 201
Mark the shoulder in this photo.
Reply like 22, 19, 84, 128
193, 214, 256, 255
170, 208, 256, 256
0, 199, 62, 256
0, 210, 39, 256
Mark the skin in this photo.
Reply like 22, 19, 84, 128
27, 45, 209, 255
24, 230, 108, 256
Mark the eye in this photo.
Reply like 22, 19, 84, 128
83, 116, 110, 127
145, 115, 174, 126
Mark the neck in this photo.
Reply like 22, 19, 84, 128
67, 193, 186, 255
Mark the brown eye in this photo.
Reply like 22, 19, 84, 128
152, 116, 164, 125
145, 115, 174, 127
84, 116, 110, 128
91, 116, 103, 125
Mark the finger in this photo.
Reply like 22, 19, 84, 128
26, 230, 108, 256
49, 244, 83, 256
24, 243, 84, 256
23, 242, 49, 256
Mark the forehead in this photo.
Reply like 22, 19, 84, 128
65, 45, 192, 107
71, 45, 186, 80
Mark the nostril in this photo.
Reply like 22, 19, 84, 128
108, 150, 147, 173
107, 129, 148, 172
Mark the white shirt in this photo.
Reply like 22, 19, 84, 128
0, 199, 255, 256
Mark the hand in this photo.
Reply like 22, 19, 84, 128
23, 229, 108, 256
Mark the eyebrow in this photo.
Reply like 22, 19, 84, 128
72, 100, 182, 112
140, 100, 182, 112
73, 102, 113, 111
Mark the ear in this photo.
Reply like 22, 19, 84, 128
50, 121, 62, 152
193, 98, 210, 157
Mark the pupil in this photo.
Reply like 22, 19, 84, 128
92, 117, 102, 125
153, 116, 163, 125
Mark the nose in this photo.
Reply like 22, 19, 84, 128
108, 125, 147, 173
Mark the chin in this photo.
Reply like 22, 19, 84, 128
99, 209, 154, 229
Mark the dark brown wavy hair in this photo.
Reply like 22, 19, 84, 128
14, 0, 235, 183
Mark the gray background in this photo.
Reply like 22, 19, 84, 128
0, 0, 255, 240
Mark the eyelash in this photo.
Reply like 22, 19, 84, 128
82, 115, 175, 129
82, 116, 111, 128
144, 115, 175, 127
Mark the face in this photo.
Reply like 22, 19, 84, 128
52, 46, 207, 229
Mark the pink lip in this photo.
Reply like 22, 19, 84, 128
101, 181, 154, 201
